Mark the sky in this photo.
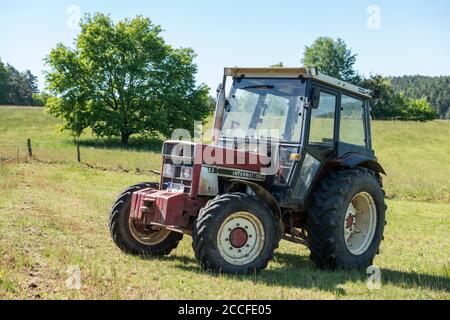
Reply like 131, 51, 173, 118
1, 0, 449, 92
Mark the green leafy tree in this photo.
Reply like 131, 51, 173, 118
403, 97, 438, 121
32, 91, 53, 107
391, 75, 450, 119
25, 70, 39, 95
270, 62, 284, 67
0, 59, 8, 104
360, 75, 438, 121
359, 75, 401, 120
302, 37, 360, 83
5, 65, 36, 105
45, 13, 212, 144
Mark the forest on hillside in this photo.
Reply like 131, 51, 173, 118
391, 75, 450, 119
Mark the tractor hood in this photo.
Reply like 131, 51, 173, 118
160, 141, 274, 197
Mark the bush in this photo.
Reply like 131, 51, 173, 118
32, 92, 52, 107
360, 75, 438, 121
402, 97, 438, 121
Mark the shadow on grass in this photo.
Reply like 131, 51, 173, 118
171, 252, 450, 295
75, 136, 164, 152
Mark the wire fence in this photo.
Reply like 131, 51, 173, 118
0, 138, 162, 175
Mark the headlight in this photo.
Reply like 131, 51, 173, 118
163, 164, 174, 178
181, 167, 193, 180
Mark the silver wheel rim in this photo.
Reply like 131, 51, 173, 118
217, 212, 265, 266
344, 192, 377, 256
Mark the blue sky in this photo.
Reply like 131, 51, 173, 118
1, 0, 449, 92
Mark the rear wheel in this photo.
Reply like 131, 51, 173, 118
306, 168, 386, 270
109, 183, 182, 256
192, 193, 280, 274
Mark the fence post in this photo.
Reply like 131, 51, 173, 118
77, 144, 81, 163
27, 138, 33, 158
17, 146, 20, 164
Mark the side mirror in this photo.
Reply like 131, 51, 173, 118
310, 88, 321, 109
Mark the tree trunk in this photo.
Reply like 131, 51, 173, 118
121, 132, 131, 145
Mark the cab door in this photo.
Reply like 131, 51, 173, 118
306, 86, 339, 161
289, 85, 339, 203
336, 94, 374, 158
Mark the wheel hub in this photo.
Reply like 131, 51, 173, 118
129, 220, 171, 245
217, 212, 265, 266
345, 204, 357, 234
344, 192, 377, 256
229, 227, 248, 248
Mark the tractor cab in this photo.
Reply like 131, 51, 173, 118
211, 67, 383, 206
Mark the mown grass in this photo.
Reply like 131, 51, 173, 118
0, 163, 448, 299
373, 120, 450, 202
0, 106, 166, 171
0, 105, 449, 299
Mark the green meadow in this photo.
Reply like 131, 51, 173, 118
0, 106, 449, 299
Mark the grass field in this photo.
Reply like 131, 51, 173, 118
0, 106, 449, 299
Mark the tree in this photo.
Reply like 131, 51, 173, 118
360, 75, 438, 121
390, 75, 450, 119
403, 97, 438, 121
359, 75, 402, 120
0, 59, 8, 104
32, 91, 53, 107
5, 65, 36, 106
302, 37, 360, 83
25, 70, 39, 95
45, 13, 212, 145
270, 62, 284, 67
0, 58, 40, 106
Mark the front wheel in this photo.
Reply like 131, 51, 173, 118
306, 168, 386, 270
109, 183, 183, 256
192, 193, 280, 275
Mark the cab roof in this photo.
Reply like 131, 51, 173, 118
224, 67, 372, 99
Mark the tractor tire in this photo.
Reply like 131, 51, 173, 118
109, 182, 182, 257
192, 193, 281, 275
306, 168, 386, 270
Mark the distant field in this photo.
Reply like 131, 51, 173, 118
0, 105, 449, 299
1, 106, 449, 202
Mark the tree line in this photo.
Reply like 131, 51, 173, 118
390, 75, 450, 119
0, 59, 50, 106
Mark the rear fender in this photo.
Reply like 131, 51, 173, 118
340, 152, 386, 175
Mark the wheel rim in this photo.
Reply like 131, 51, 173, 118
217, 212, 265, 266
344, 192, 377, 256
129, 220, 171, 245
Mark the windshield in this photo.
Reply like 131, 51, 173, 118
221, 78, 306, 143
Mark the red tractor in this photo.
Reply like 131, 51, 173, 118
109, 67, 386, 274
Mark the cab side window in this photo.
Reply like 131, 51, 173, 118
340, 95, 366, 146
309, 91, 336, 145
